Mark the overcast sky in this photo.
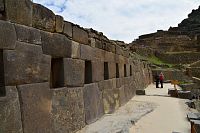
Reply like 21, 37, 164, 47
33, 0, 200, 43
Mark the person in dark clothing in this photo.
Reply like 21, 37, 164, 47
154, 74, 160, 88
159, 72, 164, 88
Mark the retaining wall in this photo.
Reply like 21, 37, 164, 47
0, 1, 152, 133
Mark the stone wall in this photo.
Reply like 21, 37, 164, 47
0, 1, 152, 133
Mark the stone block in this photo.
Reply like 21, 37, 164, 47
83, 83, 104, 124
32, 3, 55, 32
73, 25, 88, 45
92, 61, 104, 82
52, 87, 85, 133
0, 0, 4, 12
116, 45, 124, 55
55, 15, 64, 33
71, 41, 80, 59
63, 58, 84, 87
15, 24, 41, 45
105, 42, 116, 53
17, 82, 52, 133
80, 44, 94, 61
95, 39, 103, 49
94, 47, 104, 61
98, 80, 113, 91
5, 0, 32, 26
0, 86, 22, 133
108, 62, 116, 79
0, 20, 16, 49
118, 86, 126, 106
116, 78, 124, 88
63, 21, 72, 38
41, 31, 72, 58
104, 51, 115, 62
4, 42, 51, 85
119, 63, 124, 78
103, 89, 116, 114
136, 89, 146, 95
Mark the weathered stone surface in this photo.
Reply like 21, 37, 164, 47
63, 21, 72, 38
55, 15, 64, 33
15, 24, 41, 45
94, 47, 104, 61
104, 51, 115, 62
116, 78, 124, 88
73, 26, 88, 45
18, 82, 52, 133
92, 61, 104, 82
0, 0, 4, 12
98, 80, 113, 91
80, 44, 94, 60
52, 87, 85, 133
71, 41, 80, 59
32, 3, 55, 32
116, 45, 124, 55
63, 58, 84, 87
0, 20, 16, 49
83, 83, 104, 124
119, 63, 124, 78
108, 62, 116, 79
41, 31, 72, 58
4, 42, 51, 85
118, 86, 126, 106
103, 89, 116, 114
95, 39, 103, 49
5, 0, 32, 26
0, 86, 23, 133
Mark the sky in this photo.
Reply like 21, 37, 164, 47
33, 0, 200, 43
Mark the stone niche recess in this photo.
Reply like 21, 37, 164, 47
0, 0, 153, 133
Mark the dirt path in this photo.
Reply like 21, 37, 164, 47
130, 83, 191, 133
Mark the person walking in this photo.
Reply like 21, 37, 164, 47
155, 73, 160, 88
159, 72, 164, 88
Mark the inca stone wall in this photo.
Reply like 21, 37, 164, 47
0, 1, 152, 133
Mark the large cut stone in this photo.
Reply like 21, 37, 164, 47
17, 82, 52, 133
118, 86, 126, 106
0, 20, 16, 49
103, 89, 116, 114
94, 47, 104, 61
80, 44, 94, 60
32, 3, 55, 32
63, 21, 72, 38
15, 24, 41, 45
108, 62, 116, 79
55, 15, 64, 33
0, 86, 23, 133
71, 41, 80, 59
5, 0, 32, 26
83, 83, 104, 124
63, 58, 84, 87
0, 0, 4, 12
98, 80, 113, 91
92, 61, 104, 82
41, 31, 72, 58
104, 51, 115, 62
4, 42, 51, 85
73, 26, 88, 45
52, 87, 85, 133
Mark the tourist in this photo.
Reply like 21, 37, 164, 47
155, 73, 160, 88
159, 72, 164, 88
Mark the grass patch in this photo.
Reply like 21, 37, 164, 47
148, 56, 173, 67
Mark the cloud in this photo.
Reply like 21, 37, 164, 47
33, 0, 200, 43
